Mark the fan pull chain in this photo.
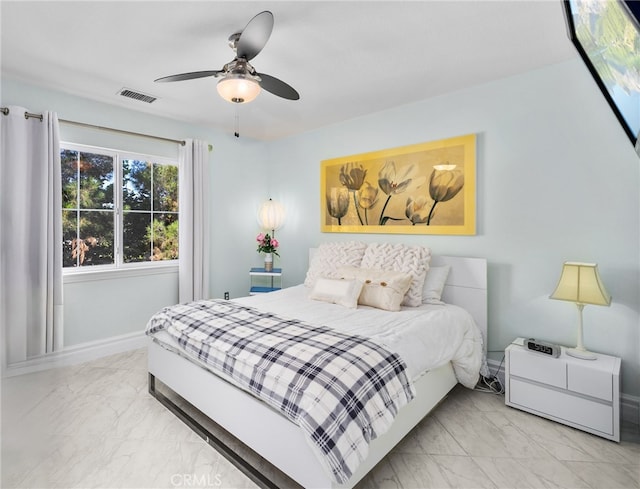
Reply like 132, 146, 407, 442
234, 106, 240, 138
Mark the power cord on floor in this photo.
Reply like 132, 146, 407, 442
474, 354, 505, 395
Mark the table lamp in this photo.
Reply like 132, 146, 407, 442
550, 262, 611, 360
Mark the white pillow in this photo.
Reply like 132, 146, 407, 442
360, 243, 431, 307
309, 278, 363, 309
422, 265, 451, 305
304, 241, 367, 288
338, 266, 413, 312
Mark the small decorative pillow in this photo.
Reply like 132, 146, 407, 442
360, 243, 431, 307
304, 241, 367, 288
338, 266, 413, 312
422, 265, 451, 304
309, 278, 364, 309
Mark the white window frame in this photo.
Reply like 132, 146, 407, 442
61, 142, 179, 280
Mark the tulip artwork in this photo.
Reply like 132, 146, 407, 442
321, 134, 476, 235
326, 187, 350, 225
339, 162, 367, 225
427, 164, 465, 225
358, 181, 379, 225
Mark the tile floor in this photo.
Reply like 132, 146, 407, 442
1, 348, 639, 489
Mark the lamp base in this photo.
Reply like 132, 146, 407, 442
566, 348, 597, 360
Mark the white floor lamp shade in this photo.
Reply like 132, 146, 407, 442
550, 262, 611, 360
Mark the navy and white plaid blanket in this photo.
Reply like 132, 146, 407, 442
146, 299, 415, 484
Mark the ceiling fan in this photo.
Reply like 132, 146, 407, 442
155, 11, 299, 105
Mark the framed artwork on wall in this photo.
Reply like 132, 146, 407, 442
563, 0, 640, 157
321, 133, 476, 235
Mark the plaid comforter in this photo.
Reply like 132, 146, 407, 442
146, 299, 415, 484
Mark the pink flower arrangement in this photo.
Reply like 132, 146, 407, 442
256, 233, 280, 256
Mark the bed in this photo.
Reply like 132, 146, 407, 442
147, 244, 487, 489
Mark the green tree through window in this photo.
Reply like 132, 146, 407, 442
61, 144, 178, 269
123, 159, 178, 263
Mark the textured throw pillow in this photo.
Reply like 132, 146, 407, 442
360, 243, 431, 307
338, 266, 413, 312
422, 265, 451, 305
304, 241, 367, 288
309, 278, 364, 309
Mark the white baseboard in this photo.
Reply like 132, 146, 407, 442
487, 358, 640, 429
2, 331, 147, 378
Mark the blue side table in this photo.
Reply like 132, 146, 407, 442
249, 268, 282, 294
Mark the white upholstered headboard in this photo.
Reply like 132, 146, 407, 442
308, 248, 488, 355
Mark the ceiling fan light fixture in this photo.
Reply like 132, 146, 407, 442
217, 74, 261, 104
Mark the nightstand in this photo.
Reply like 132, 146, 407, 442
249, 267, 282, 295
505, 338, 620, 442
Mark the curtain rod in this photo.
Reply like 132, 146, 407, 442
1, 106, 186, 146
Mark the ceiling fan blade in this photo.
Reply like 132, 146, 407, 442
154, 70, 222, 83
236, 11, 274, 61
258, 73, 300, 100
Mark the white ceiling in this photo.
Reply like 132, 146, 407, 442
1, 1, 577, 141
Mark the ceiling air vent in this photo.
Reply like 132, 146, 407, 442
117, 88, 157, 104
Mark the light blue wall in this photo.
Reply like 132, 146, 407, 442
267, 60, 640, 396
63, 271, 178, 345
2, 78, 269, 347
3, 59, 639, 397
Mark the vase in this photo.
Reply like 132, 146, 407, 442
264, 253, 273, 272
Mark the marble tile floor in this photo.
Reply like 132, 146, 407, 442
1, 348, 638, 489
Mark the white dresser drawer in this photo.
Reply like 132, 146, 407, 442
509, 347, 566, 389
509, 378, 613, 435
568, 362, 612, 401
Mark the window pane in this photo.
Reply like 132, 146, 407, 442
78, 210, 114, 266
151, 213, 179, 261
123, 212, 151, 263
123, 159, 151, 211
79, 152, 114, 210
153, 163, 179, 212
62, 210, 78, 267
61, 149, 78, 209
61, 145, 179, 271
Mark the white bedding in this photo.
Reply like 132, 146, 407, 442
234, 285, 483, 388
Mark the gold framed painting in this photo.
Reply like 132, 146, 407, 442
321, 134, 476, 235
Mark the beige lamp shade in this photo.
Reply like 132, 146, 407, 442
257, 199, 285, 231
550, 262, 611, 306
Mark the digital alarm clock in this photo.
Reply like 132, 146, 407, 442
525, 338, 561, 358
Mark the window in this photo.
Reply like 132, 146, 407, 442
61, 143, 179, 270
